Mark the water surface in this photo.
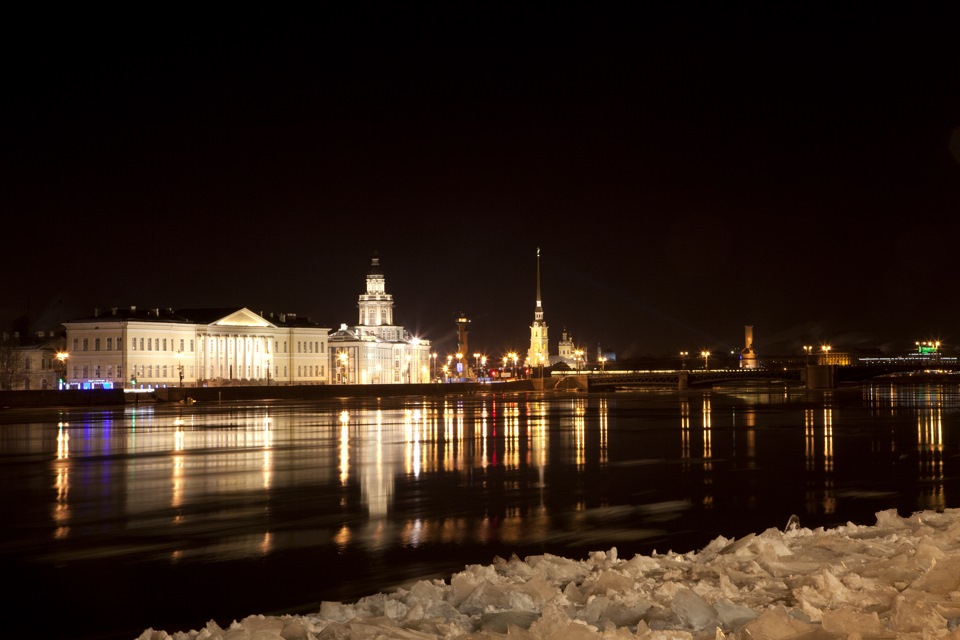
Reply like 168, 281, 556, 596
2, 383, 958, 639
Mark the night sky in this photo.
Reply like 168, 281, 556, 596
4, 10, 959, 360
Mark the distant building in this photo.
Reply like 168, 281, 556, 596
326, 253, 432, 384
62, 307, 330, 388
0, 329, 65, 390
526, 248, 550, 368
556, 329, 577, 368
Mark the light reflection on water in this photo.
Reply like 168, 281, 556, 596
2, 383, 959, 640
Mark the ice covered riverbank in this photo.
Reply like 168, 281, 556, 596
138, 508, 960, 639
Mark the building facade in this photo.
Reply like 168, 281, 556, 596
0, 330, 66, 390
62, 307, 330, 388
326, 254, 432, 384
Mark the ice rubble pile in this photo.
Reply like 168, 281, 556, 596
139, 508, 960, 639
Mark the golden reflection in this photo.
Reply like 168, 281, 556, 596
262, 412, 273, 489
702, 395, 713, 509
917, 403, 945, 511
503, 401, 520, 470
334, 525, 351, 551
56, 421, 69, 459
742, 408, 756, 462
574, 397, 586, 468
259, 531, 272, 556
54, 421, 70, 538
823, 406, 835, 514
339, 410, 350, 486
680, 399, 690, 469
361, 409, 390, 517
598, 397, 608, 464
172, 429, 184, 510
408, 408, 422, 477
478, 400, 489, 469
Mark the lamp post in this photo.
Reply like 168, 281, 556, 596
265, 358, 271, 386
803, 345, 812, 365
599, 356, 607, 373
55, 351, 69, 389
701, 350, 710, 370
455, 352, 463, 380
442, 364, 449, 381
509, 352, 519, 379
480, 355, 487, 380
406, 354, 412, 384
679, 351, 688, 371
431, 352, 438, 382
820, 344, 831, 365
176, 350, 184, 387
574, 349, 584, 375
473, 352, 480, 380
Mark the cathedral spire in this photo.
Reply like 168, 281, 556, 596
527, 247, 549, 367
535, 247, 543, 321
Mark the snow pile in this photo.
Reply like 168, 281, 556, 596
138, 508, 960, 639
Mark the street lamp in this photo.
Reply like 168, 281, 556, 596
406, 354, 412, 383
431, 352, 438, 382
55, 351, 69, 389
599, 356, 607, 373
473, 352, 480, 379
701, 350, 710, 370
176, 350, 184, 387
265, 358, 271, 386
455, 352, 463, 380
510, 352, 519, 378
574, 349, 584, 375
820, 344, 831, 365
803, 345, 812, 365
679, 351, 688, 370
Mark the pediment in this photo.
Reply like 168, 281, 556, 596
210, 308, 275, 328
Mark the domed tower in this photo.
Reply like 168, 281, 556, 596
357, 252, 393, 327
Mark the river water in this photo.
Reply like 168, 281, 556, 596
2, 382, 958, 639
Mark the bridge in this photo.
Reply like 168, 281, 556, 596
562, 362, 960, 391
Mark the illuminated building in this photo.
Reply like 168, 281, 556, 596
526, 247, 550, 367
326, 253, 432, 384
62, 307, 330, 389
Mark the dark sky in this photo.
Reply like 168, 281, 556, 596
4, 10, 959, 360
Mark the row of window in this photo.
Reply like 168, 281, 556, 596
68, 336, 328, 356
71, 337, 194, 353
67, 364, 329, 380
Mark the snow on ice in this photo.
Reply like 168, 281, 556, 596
138, 508, 960, 639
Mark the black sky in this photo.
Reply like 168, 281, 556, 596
3, 10, 959, 359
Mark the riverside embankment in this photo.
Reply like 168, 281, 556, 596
0, 378, 577, 409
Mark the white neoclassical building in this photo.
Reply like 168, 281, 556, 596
327, 253, 432, 384
59, 254, 432, 389
62, 306, 330, 389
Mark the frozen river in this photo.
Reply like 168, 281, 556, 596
2, 382, 958, 639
